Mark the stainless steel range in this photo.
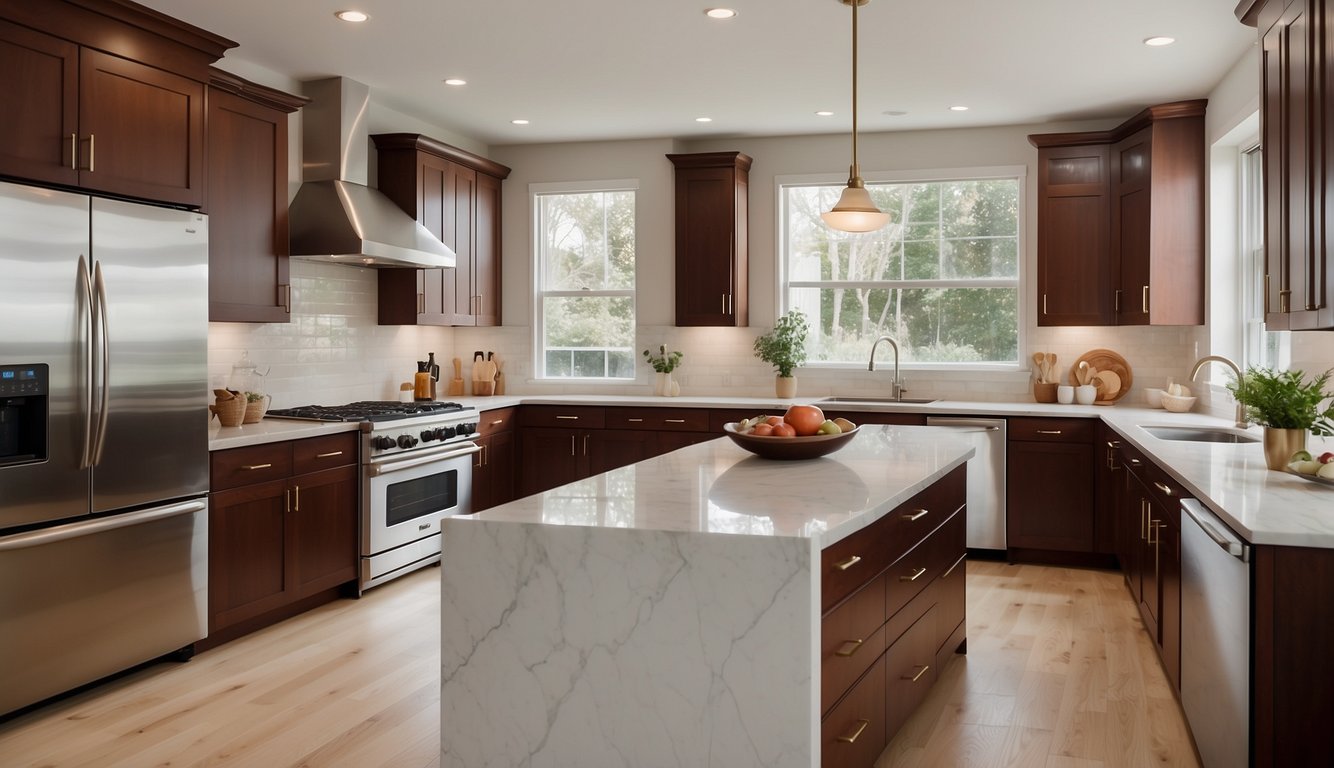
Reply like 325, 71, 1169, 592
267, 400, 480, 591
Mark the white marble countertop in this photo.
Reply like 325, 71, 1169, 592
465, 424, 973, 547
207, 418, 360, 451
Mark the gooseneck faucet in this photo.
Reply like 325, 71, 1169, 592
868, 335, 906, 401
1189, 355, 1249, 429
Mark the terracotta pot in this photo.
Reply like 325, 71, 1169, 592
775, 375, 797, 399
1263, 427, 1307, 471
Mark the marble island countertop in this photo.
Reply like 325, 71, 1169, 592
467, 424, 974, 547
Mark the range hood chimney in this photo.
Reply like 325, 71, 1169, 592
288, 77, 455, 268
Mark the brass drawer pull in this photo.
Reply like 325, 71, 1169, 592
1153, 481, 1173, 496
902, 509, 929, 522
293, 485, 300, 512
900, 567, 927, 582
835, 639, 864, 658
903, 664, 931, 683
316, 451, 343, 458
627, 418, 644, 423
556, 415, 580, 420
241, 463, 273, 471
1107, 440, 1121, 448
284, 489, 290, 513
664, 418, 686, 423
1142, 284, 1150, 314
70, 134, 78, 170
1036, 429, 1063, 435
490, 419, 505, 426
1128, 458, 1143, 467
837, 719, 870, 744
834, 555, 862, 571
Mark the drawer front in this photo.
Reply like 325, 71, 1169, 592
519, 406, 606, 429
885, 604, 939, 738
1008, 417, 1095, 443
934, 553, 968, 656
478, 407, 517, 437
211, 442, 292, 491
822, 575, 887, 715
292, 433, 357, 475
886, 509, 965, 620
822, 525, 891, 613
605, 407, 710, 432
821, 653, 887, 768
880, 464, 966, 566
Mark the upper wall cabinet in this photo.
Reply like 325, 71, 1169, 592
667, 152, 751, 327
373, 133, 511, 327
1240, 0, 1334, 330
206, 69, 307, 323
1029, 100, 1206, 327
0, 1, 235, 207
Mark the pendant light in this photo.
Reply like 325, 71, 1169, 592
821, 0, 891, 233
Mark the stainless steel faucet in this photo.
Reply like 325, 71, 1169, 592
1189, 355, 1249, 429
868, 335, 907, 401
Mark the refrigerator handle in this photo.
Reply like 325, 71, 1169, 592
91, 260, 110, 465
77, 255, 95, 469
0, 498, 206, 551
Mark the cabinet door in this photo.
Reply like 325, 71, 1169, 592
1129, 475, 1161, 641
1036, 145, 1113, 325
418, 154, 452, 324
1094, 426, 1121, 556
473, 430, 517, 512
79, 49, 204, 207
442, 163, 476, 326
589, 429, 658, 475
209, 478, 291, 632
1113, 129, 1152, 325
518, 428, 584, 497
206, 87, 290, 323
289, 465, 358, 597
1157, 505, 1181, 689
0, 20, 78, 187
474, 172, 502, 326
673, 164, 745, 326
1006, 440, 1095, 552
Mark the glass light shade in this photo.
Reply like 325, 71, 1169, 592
821, 185, 890, 232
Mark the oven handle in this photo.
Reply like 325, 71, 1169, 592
366, 442, 482, 477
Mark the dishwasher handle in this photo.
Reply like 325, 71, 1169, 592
1181, 499, 1249, 562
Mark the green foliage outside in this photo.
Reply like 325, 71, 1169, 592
1227, 367, 1334, 435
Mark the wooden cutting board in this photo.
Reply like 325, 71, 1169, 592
1070, 348, 1132, 404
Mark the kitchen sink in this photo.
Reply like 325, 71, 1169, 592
1141, 425, 1260, 444
819, 396, 939, 405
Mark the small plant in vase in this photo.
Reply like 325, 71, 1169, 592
753, 309, 808, 398
1226, 366, 1334, 469
643, 345, 683, 396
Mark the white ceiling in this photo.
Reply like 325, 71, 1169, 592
139, 0, 1256, 147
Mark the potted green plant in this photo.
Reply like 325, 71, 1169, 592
1226, 366, 1334, 469
642, 345, 683, 396
753, 309, 809, 398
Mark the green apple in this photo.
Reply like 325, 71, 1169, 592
817, 420, 842, 435
1291, 449, 1314, 463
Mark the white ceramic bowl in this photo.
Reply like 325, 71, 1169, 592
1145, 388, 1165, 408
1160, 393, 1197, 413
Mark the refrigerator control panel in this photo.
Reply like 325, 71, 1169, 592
0, 363, 46, 397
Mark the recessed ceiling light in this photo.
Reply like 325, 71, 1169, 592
695, 117, 713, 123
334, 10, 369, 22
1143, 36, 1176, 46
511, 119, 529, 125
815, 111, 834, 117
444, 78, 467, 86
949, 105, 969, 112
705, 8, 737, 19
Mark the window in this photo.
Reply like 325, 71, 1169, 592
533, 181, 636, 379
1240, 145, 1289, 370
780, 170, 1022, 366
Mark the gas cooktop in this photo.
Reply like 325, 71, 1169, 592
266, 400, 467, 423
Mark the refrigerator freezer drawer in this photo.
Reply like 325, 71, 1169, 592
0, 498, 208, 716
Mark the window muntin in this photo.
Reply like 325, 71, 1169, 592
782, 173, 1022, 366
534, 184, 636, 380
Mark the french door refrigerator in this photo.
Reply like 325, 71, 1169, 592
0, 180, 209, 716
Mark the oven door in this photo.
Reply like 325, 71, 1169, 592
363, 441, 480, 557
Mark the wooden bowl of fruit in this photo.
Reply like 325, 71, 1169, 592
723, 405, 860, 460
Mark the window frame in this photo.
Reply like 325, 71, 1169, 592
775, 165, 1027, 370
1238, 143, 1290, 373
529, 178, 639, 382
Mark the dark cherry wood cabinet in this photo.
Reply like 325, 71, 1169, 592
667, 152, 751, 327
1118, 441, 1182, 689
1093, 423, 1121, 556
1029, 100, 1206, 327
373, 133, 510, 327
0, 2, 233, 207
205, 69, 306, 323
1005, 417, 1096, 555
473, 407, 518, 512
206, 432, 358, 647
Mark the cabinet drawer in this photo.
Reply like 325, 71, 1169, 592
885, 604, 939, 738
822, 526, 891, 613
822, 575, 887, 715
211, 442, 292, 491
882, 464, 966, 566
886, 509, 965, 621
605, 407, 709, 432
935, 553, 967, 656
478, 407, 517, 436
1008, 417, 1094, 443
293, 433, 357, 475
519, 406, 605, 429
820, 653, 887, 768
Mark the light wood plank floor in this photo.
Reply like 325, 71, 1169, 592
0, 561, 1199, 767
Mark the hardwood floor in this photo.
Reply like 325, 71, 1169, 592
0, 561, 1198, 767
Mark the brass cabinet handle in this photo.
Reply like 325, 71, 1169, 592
1148, 519, 1161, 547
569, 436, 575, 456
1036, 429, 1062, 435
900, 567, 927, 582
834, 639, 864, 658
582, 434, 589, 456
627, 418, 644, 423
490, 419, 505, 426
284, 488, 290, 513
1107, 440, 1121, 448
837, 719, 870, 744
293, 485, 300, 512
70, 134, 78, 170
1042, 294, 1048, 315
664, 418, 686, 424
241, 463, 273, 471
1115, 288, 1122, 313
282, 284, 291, 313
1127, 458, 1143, 467
1140, 499, 1149, 540
834, 555, 862, 571
316, 451, 343, 458
1142, 284, 1149, 314
901, 509, 929, 522
1153, 481, 1173, 496
904, 665, 931, 683
87, 134, 94, 172
555, 415, 580, 420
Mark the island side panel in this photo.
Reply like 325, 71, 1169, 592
440, 519, 816, 768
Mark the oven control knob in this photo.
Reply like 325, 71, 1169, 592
434, 427, 449, 440
421, 430, 436, 442
397, 435, 416, 449
373, 436, 395, 451
462, 422, 477, 435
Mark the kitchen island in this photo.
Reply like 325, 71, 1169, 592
438, 425, 973, 767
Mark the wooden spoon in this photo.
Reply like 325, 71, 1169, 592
1045, 353, 1056, 383
1032, 352, 1046, 381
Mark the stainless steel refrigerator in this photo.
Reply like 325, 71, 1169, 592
0, 180, 209, 716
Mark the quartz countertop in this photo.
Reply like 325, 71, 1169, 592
466, 424, 973, 548
207, 418, 360, 451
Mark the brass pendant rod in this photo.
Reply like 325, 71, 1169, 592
850, 0, 859, 180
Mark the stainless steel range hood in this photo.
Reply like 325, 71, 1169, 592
289, 77, 454, 269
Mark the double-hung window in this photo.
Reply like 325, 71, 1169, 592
1240, 145, 1289, 370
780, 168, 1022, 365
533, 180, 637, 380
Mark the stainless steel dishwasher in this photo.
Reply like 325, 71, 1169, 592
1180, 498, 1251, 768
925, 417, 1005, 551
